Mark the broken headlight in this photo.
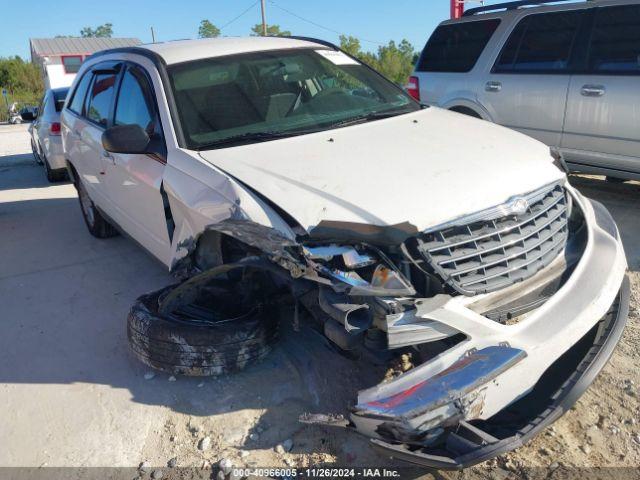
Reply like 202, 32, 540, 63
303, 244, 415, 297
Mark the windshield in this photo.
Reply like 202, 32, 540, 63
168, 48, 420, 150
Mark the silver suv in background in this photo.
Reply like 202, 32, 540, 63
409, 0, 640, 182
30, 87, 70, 182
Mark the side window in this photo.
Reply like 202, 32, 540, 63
85, 72, 118, 127
417, 19, 501, 73
494, 11, 583, 73
68, 72, 92, 114
493, 20, 527, 71
588, 5, 640, 74
114, 67, 155, 134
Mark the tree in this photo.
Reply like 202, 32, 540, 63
250, 24, 291, 37
0, 56, 42, 95
339, 35, 416, 85
338, 35, 362, 58
198, 20, 220, 38
80, 23, 113, 38
0, 56, 43, 121
374, 39, 416, 85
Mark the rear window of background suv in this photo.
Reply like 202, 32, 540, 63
416, 19, 501, 73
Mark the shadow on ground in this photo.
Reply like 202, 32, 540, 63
0, 153, 71, 191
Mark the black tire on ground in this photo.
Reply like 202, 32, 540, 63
76, 178, 119, 238
605, 176, 627, 184
127, 283, 278, 376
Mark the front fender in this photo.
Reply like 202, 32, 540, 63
162, 150, 297, 272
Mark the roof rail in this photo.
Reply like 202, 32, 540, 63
463, 0, 583, 16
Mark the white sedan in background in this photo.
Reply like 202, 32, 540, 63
30, 87, 69, 182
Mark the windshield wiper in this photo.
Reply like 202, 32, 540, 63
329, 108, 413, 129
196, 130, 312, 150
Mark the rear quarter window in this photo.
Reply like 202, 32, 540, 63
416, 19, 501, 73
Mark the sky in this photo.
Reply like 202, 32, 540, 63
1, 0, 513, 59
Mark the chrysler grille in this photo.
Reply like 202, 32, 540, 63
415, 184, 570, 295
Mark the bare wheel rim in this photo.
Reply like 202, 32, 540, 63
78, 182, 95, 226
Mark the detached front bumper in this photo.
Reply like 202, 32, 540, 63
350, 190, 629, 468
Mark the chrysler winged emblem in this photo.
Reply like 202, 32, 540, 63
507, 196, 529, 215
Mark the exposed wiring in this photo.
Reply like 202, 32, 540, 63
268, 0, 385, 46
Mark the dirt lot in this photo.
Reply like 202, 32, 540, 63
0, 123, 638, 479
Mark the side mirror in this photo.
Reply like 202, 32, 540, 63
102, 124, 150, 154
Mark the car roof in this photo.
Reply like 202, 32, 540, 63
441, 0, 640, 24
136, 36, 326, 65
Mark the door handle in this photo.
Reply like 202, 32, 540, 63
102, 150, 115, 165
485, 81, 502, 92
581, 85, 605, 97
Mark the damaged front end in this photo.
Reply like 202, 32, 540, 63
162, 181, 629, 469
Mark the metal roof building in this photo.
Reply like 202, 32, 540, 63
29, 37, 142, 89
30, 37, 142, 58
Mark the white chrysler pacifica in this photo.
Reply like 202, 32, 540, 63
61, 37, 629, 468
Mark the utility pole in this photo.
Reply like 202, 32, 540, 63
150, 26, 156, 43
260, 0, 267, 36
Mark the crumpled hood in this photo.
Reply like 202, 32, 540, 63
199, 108, 565, 233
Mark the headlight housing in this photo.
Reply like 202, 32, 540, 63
303, 243, 415, 297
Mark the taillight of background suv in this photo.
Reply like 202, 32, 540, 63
406, 76, 420, 102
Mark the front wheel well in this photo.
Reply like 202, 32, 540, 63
449, 106, 482, 119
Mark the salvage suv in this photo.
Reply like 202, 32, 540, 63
61, 37, 629, 469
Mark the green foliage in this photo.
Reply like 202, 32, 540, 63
198, 20, 221, 38
338, 35, 361, 57
0, 56, 42, 121
339, 35, 417, 85
80, 23, 113, 38
250, 24, 291, 37
0, 57, 42, 97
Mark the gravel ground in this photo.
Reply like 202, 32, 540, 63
0, 123, 638, 479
